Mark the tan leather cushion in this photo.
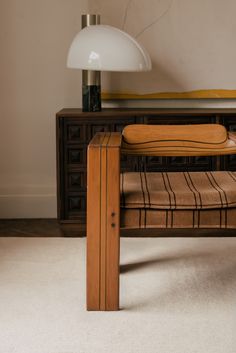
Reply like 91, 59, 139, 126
121, 124, 236, 156
123, 124, 227, 144
121, 171, 236, 210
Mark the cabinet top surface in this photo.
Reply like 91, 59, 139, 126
56, 107, 236, 118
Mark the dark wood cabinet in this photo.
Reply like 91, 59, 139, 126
56, 108, 236, 235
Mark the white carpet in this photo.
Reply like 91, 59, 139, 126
0, 236, 235, 353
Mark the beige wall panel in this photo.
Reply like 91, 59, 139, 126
0, 0, 88, 217
89, 0, 236, 97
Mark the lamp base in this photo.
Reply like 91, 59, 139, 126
82, 85, 101, 112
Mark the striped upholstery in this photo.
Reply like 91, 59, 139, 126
120, 171, 236, 229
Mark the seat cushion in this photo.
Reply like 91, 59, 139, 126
120, 208, 236, 229
121, 171, 236, 210
121, 171, 236, 229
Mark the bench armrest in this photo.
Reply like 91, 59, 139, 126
87, 132, 121, 311
88, 132, 122, 149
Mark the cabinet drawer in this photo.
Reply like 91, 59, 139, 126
67, 171, 86, 191
144, 156, 190, 172
144, 115, 215, 125
144, 155, 215, 172
120, 154, 139, 172
222, 155, 236, 171
88, 124, 110, 139
66, 193, 86, 214
144, 155, 163, 169
87, 117, 136, 140
189, 156, 216, 168
65, 120, 87, 143
66, 146, 86, 166
221, 117, 236, 132
113, 118, 136, 133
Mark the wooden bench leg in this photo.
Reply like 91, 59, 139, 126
87, 134, 120, 311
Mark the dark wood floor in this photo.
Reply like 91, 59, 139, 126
0, 219, 63, 237
1, 219, 236, 237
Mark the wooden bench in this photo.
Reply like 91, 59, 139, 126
87, 124, 236, 311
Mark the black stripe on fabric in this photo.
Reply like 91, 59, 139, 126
227, 171, 236, 182
161, 172, 172, 209
167, 210, 170, 228
183, 172, 198, 208
165, 210, 168, 228
139, 172, 146, 208
205, 172, 223, 208
225, 208, 228, 228
139, 209, 141, 228
222, 208, 227, 228
187, 172, 202, 208
143, 172, 151, 207
142, 172, 149, 228
141, 209, 145, 229
210, 172, 228, 207
165, 173, 177, 209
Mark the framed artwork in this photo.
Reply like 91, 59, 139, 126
89, 0, 236, 99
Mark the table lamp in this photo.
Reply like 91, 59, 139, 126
67, 15, 152, 112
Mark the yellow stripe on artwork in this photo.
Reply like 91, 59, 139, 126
102, 89, 236, 100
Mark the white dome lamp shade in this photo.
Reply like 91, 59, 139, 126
67, 24, 152, 112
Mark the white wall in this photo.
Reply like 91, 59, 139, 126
90, 0, 236, 96
0, 0, 88, 218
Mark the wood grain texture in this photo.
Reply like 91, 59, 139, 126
56, 108, 236, 118
105, 147, 120, 310
87, 132, 121, 311
102, 89, 236, 100
87, 145, 101, 310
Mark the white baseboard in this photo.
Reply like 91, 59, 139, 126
0, 186, 57, 218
